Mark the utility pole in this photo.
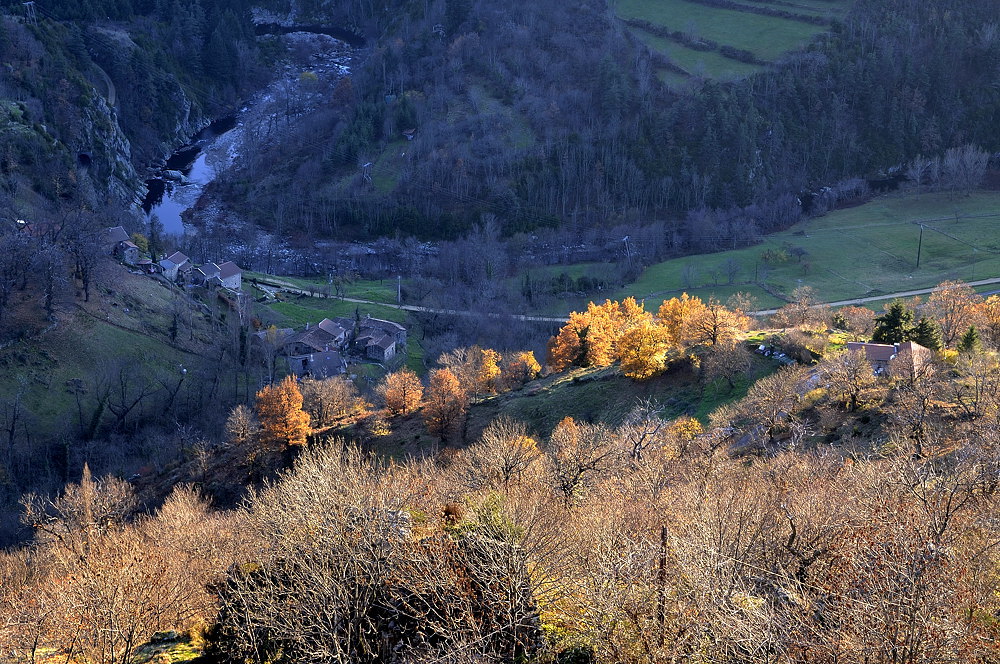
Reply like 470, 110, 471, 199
622, 235, 633, 269
397, 275, 401, 306
23, 1, 37, 26
916, 224, 924, 269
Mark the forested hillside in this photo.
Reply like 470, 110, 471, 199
215, 0, 1000, 248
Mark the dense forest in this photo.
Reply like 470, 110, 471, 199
214, 0, 1000, 251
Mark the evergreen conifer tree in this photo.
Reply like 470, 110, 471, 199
871, 300, 914, 344
958, 325, 982, 354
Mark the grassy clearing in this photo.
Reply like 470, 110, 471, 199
618, 190, 1000, 308
616, 0, 830, 61
245, 271, 399, 304
742, 0, 847, 17
765, 0, 847, 14
634, 28, 763, 79
464, 351, 777, 439
372, 139, 409, 193
0, 271, 212, 436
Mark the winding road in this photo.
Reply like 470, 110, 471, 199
92, 64, 116, 107
749, 276, 1000, 315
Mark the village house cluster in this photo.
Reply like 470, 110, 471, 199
106, 226, 408, 379
257, 315, 408, 378
105, 226, 243, 291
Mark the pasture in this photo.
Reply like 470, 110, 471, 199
615, 190, 1000, 308
617, 0, 851, 80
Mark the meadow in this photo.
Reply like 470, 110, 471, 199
614, 190, 1000, 309
616, 0, 851, 79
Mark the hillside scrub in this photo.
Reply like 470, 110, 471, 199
8, 342, 1000, 661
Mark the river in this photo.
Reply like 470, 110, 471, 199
141, 118, 237, 236
141, 30, 356, 238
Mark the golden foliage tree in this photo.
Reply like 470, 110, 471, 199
657, 292, 706, 350
501, 351, 542, 387
255, 376, 311, 447
619, 319, 673, 380
423, 368, 468, 441
579, 300, 622, 367
546, 311, 589, 372
549, 296, 748, 380
478, 348, 503, 394
547, 300, 652, 372
377, 368, 424, 415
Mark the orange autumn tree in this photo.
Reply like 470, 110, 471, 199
577, 300, 621, 367
547, 299, 651, 371
501, 351, 542, 387
423, 368, 468, 440
547, 310, 590, 372
657, 292, 707, 350
477, 348, 503, 394
255, 376, 311, 447
549, 295, 749, 380
377, 368, 424, 415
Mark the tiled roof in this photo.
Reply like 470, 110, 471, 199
218, 261, 241, 278
106, 226, 129, 244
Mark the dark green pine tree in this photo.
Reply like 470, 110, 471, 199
908, 317, 943, 351
958, 325, 982, 354
871, 300, 914, 344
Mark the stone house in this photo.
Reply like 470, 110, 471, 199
218, 261, 242, 290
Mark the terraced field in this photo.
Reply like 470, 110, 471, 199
618, 0, 851, 83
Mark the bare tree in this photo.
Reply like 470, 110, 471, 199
300, 376, 366, 427
455, 416, 541, 491
546, 417, 619, 505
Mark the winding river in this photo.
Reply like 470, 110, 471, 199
141, 27, 357, 237
141, 117, 237, 236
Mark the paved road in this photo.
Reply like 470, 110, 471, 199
749, 276, 1000, 315
93, 64, 116, 106
251, 278, 568, 323
254, 275, 1000, 323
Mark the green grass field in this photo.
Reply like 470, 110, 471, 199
616, 0, 836, 61
616, 190, 1000, 308
634, 28, 763, 79
245, 271, 400, 304
618, 0, 849, 83
742, 0, 846, 18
